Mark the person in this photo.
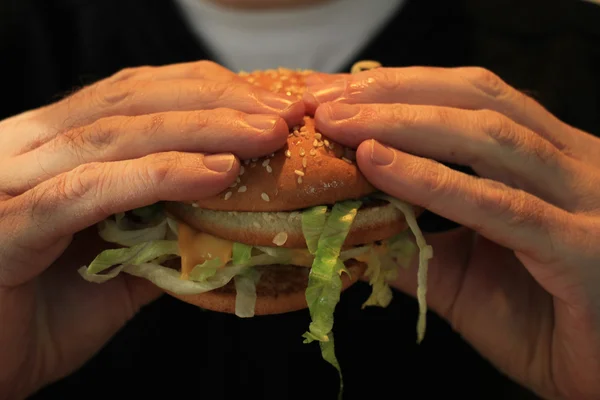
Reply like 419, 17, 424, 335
1, 0, 599, 399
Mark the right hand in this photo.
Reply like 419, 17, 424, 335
0, 60, 303, 399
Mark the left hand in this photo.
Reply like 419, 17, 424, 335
304, 66, 600, 400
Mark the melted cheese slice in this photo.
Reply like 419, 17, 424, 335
177, 221, 233, 280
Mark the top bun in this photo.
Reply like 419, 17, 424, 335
189, 68, 376, 212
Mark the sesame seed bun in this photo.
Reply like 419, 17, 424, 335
161, 67, 413, 316
166, 202, 410, 248
185, 69, 376, 212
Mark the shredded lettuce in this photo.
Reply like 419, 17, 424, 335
189, 257, 223, 282
301, 200, 361, 399
374, 194, 434, 344
232, 243, 253, 265
301, 205, 328, 254
86, 240, 179, 275
98, 218, 172, 247
234, 268, 262, 318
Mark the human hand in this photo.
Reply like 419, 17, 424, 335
305, 66, 600, 400
0, 60, 303, 399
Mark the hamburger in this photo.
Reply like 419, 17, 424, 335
79, 61, 433, 397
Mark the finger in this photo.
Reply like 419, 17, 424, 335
356, 139, 567, 264
304, 66, 573, 152
13, 151, 239, 249
107, 60, 247, 83
315, 102, 592, 212
304, 73, 348, 86
5, 110, 288, 194
43, 78, 305, 134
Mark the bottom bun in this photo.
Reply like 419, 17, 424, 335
165, 259, 367, 315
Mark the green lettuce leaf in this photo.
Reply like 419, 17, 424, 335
301, 205, 328, 254
232, 243, 253, 265
86, 240, 179, 275
98, 218, 172, 247
302, 200, 361, 399
374, 194, 433, 344
234, 268, 262, 318
189, 257, 223, 282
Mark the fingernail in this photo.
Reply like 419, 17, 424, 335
370, 140, 395, 166
258, 92, 294, 110
244, 114, 279, 130
306, 80, 347, 104
204, 153, 235, 173
326, 103, 360, 121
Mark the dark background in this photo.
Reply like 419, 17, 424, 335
2, 0, 599, 399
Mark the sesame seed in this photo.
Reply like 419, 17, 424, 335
244, 160, 250, 165
324, 140, 330, 147
261, 193, 270, 202
229, 182, 237, 188
317, 141, 324, 147
252, 158, 258, 162
314, 133, 322, 140
285, 150, 292, 158
299, 148, 305, 156
300, 126, 307, 132
251, 163, 256, 168
294, 170, 305, 176
262, 159, 270, 167
236, 177, 241, 183
272, 232, 288, 246
302, 157, 307, 168
329, 143, 335, 150
191, 202, 199, 208
266, 165, 272, 173
313, 139, 319, 147
224, 192, 232, 200
297, 176, 303, 184
342, 157, 353, 164
239, 166, 245, 175
310, 149, 317, 156
271, 153, 275, 157
238, 186, 247, 193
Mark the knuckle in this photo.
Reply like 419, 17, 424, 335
81, 117, 121, 151
367, 68, 402, 92
193, 60, 219, 72
463, 67, 509, 99
95, 79, 140, 109
387, 104, 419, 130
143, 152, 182, 190
108, 66, 149, 83
183, 109, 212, 131
57, 162, 104, 202
140, 113, 166, 140
417, 160, 456, 206
479, 109, 521, 148
479, 109, 559, 165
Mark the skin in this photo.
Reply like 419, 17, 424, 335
0, 60, 304, 399
304, 66, 600, 400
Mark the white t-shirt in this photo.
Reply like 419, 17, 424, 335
173, 0, 406, 73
